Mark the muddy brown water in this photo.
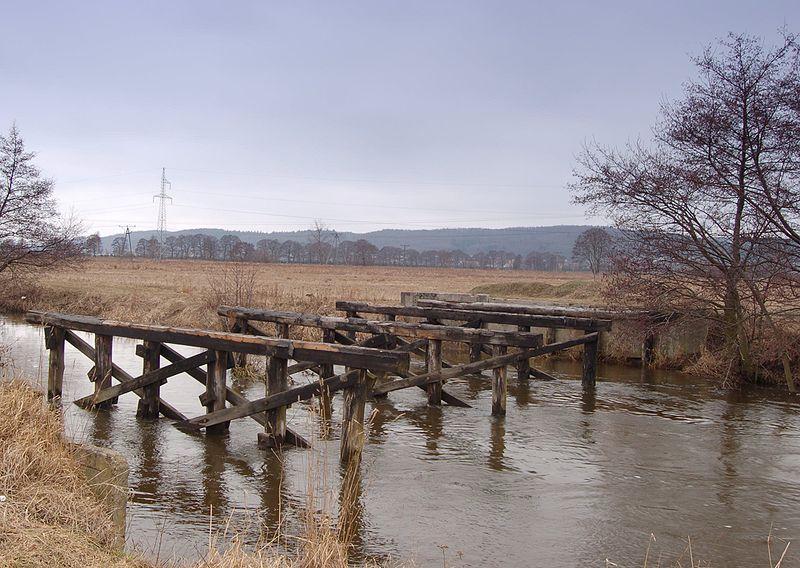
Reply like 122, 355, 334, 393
2, 315, 799, 567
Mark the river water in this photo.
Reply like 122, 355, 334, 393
2, 315, 799, 567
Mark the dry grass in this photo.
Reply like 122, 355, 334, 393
0, 257, 595, 331
0, 379, 143, 567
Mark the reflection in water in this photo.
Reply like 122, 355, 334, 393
488, 417, 506, 471
2, 315, 800, 567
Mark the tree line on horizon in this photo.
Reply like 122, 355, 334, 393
83, 230, 593, 271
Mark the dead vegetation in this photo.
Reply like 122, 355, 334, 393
0, 257, 595, 331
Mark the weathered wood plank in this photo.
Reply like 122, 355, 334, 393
334, 301, 612, 331
261, 353, 289, 448
219, 306, 545, 347
416, 299, 622, 325
63, 330, 187, 421
27, 311, 408, 372
77, 350, 214, 408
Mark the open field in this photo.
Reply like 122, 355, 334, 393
4, 258, 598, 331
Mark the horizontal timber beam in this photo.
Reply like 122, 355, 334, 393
26, 311, 408, 372
219, 306, 545, 347
334, 301, 612, 332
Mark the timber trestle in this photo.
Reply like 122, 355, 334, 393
28, 298, 609, 464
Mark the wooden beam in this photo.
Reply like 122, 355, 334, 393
28, 311, 292, 357
582, 331, 599, 389
416, 298, 625, 323
219, 306, 545, 347
94, 334, 113, 409
206, 350, 230, 434
64, 330, 187, 421
516, 325, 531, 381
178, 369, 361, 431
76, 350, 214, 408
260, 353, 289, 448
373, 333, 599, 395
137, 340, 161, 418
334, 301, 612, 332
426, 339, 442, 405
340, 369, 375, 464
27, 310, 408, 372
491, 345, 507, 416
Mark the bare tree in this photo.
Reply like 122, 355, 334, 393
84, 233, 102, 256
307, 219, 332, 264
571, 32, 800, 386
0, 124, 81, 273
572, 228, 613, 276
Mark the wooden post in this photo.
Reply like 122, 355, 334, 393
259, 353, 288, 448
491, 345, 507, 416
319, 329, 335, 421
206, 350, 230, 434
340, 368, 375, 464
45, 326, 65, 401
469, 321, 484, 362
94, 334, 113, 410
546, 327, 557, 345
582, 332, 598, 389
516, 325, 531, 381
426, 339, 442, 405
137, 340, 161, 418
385, 313, 398, 349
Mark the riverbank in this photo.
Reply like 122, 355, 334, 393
0, 258, 598, 333
0, 379, 381, 568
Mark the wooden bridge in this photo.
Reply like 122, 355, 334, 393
27, 298, 611, 464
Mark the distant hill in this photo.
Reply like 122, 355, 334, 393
99, 225, 603, 257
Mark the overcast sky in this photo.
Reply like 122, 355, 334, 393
1, 1, 797, 236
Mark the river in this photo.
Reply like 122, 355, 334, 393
2, 315, 798, 567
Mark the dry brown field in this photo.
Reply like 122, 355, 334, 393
8, 257, 598, 332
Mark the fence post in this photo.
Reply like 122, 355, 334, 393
345, 310, 358, 341
546, 327, 557, 345
516, 325, 531, 381
426, 339, 442, 405
206, 350, 230, 434
260, 353, 288, 448
491, 345, 507, 416
45, 326, 65, 402
582, 332, 598, 389
137, 340, 161, 418
94, 334, 113, 410
340, 368, 375, 464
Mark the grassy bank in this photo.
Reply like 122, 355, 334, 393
0, 379, 382, 568
0, 257, 596, 331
